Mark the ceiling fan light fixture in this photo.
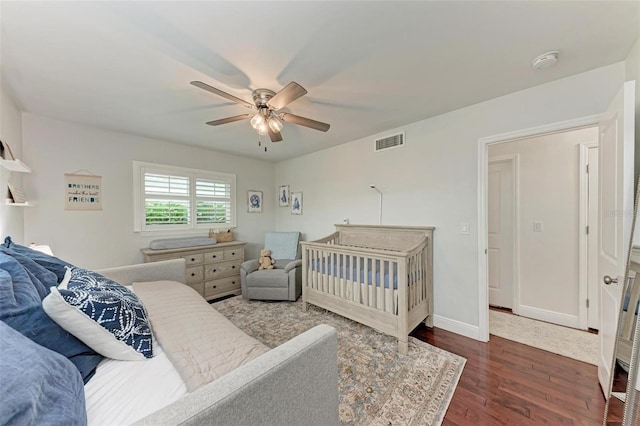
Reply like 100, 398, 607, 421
250, 113, 265, 130
268, 115, 283, 133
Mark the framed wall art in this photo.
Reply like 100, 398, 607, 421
279, 184, 289, 207
291, 192, 302, 215
247, 190, 263, 213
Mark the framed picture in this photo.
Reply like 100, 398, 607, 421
291, 192, 302, 215
247, 190, 263, 213
279, 185, 290, 207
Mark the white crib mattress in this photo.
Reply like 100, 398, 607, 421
84, 343, 187, 425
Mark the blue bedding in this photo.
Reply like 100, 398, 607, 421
311, 256, 399, 289
0, 321, 87, 425
0, 253, 102, 383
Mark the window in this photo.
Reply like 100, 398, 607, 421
133, 161, 236, 232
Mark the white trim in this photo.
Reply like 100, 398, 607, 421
132, 160, 237, 233
487, 154, 520, 314
433, 314, 483, 341
517, 305, 581, 329
578, 142, 599, 330
477, 114, 604, 342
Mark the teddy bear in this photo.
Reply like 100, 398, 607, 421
258, 249, 276, 270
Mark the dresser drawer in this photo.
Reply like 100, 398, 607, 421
185, 266, 204, 283
204, 249, 225, 263
204, 259, 241, 280
204, 276, 240, 298
224, 248, 243, 261
181, 253, 204, 266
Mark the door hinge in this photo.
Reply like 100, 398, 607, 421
485, 249, 488, 255
586, 164, 590, 173
586, 226, 589, 235
586, 299, 590, 308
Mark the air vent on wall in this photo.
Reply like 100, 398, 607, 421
375, 132, 405, 152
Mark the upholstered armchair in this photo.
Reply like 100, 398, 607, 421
240, 232, 302, 301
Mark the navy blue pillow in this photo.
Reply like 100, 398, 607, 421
2, 236, 73, 284
0, 321, 87, 426
0, 254, 102, 383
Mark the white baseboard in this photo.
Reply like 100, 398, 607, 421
517, 305, 580, 329
433, 314, 483, 341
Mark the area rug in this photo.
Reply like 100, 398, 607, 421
490, 310, 598, 365
213, 296, 466, 426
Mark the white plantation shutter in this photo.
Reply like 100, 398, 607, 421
195, 177, 232, 225
134, 162, 236, 232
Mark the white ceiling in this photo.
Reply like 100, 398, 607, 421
1, 1, 638, 162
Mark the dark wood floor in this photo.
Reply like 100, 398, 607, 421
410, 324, 621, 425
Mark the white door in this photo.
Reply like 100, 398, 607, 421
598, 81, 635, 394
488, 158, 515, 309
587, 147, 599, 329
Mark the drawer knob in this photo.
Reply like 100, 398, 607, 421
213, 285, 217, 289
191, 273, 195, 277
232, 265, 235, 269
231, 252, 235, 255
232, 281, 235, 284
213, 269, 217, 273
191, 258, 195, 261
212, 255, 217, 258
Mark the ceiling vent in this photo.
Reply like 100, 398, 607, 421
375, 132, 405, 152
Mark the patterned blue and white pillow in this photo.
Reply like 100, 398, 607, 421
42, 267, 153, 361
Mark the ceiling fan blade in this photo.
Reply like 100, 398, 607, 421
206, 114, 252, 126
191, 81, 255, 110
268, 128, 283, 142
280, 113, 330, 132
267, 82, 308, 110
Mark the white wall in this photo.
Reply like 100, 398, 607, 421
275, 63, 625, 335
21, 114, 275, 269
488, 127, 598, 323
626, 37, 640, 187
0, 83, 25, 243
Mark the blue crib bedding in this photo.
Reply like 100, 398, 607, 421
310, 256, 399, 289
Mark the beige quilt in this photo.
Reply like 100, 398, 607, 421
133, 281, 269, 392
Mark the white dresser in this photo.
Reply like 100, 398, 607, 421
141, 241, 246, 301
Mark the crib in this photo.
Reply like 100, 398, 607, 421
301, 224, 434, 354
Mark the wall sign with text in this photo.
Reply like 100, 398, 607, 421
65, 173, 102, 210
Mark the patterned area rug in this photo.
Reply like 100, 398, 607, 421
490, 310, 598, 365
213, 297, 465, 426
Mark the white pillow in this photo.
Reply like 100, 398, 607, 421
42, 267, 153, 361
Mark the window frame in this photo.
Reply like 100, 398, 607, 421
133, 161, 236, 233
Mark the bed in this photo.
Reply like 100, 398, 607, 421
301, 224, 434, 354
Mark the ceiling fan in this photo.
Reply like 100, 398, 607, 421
191, 81, 330, 149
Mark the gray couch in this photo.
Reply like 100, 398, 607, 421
98, 259, 339, 426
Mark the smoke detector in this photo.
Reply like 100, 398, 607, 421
532, 51, 559, 70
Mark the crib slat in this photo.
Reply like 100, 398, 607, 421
356, 255, 362, 304
381, 260, 386, 312
372, 257, 377, 309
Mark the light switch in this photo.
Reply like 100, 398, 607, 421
534, 221, 544, 232
460, 222, 470, 235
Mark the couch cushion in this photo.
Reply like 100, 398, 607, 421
0, 321, 87, 426
43, 267, 153, 361
246, 269, 290, 288
0, 254, 102, 382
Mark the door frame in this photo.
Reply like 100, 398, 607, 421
487, 154, 520, 314
578, 142, 599, 330
477, 114, 603, 341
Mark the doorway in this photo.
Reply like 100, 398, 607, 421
485, 125, 599, 331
